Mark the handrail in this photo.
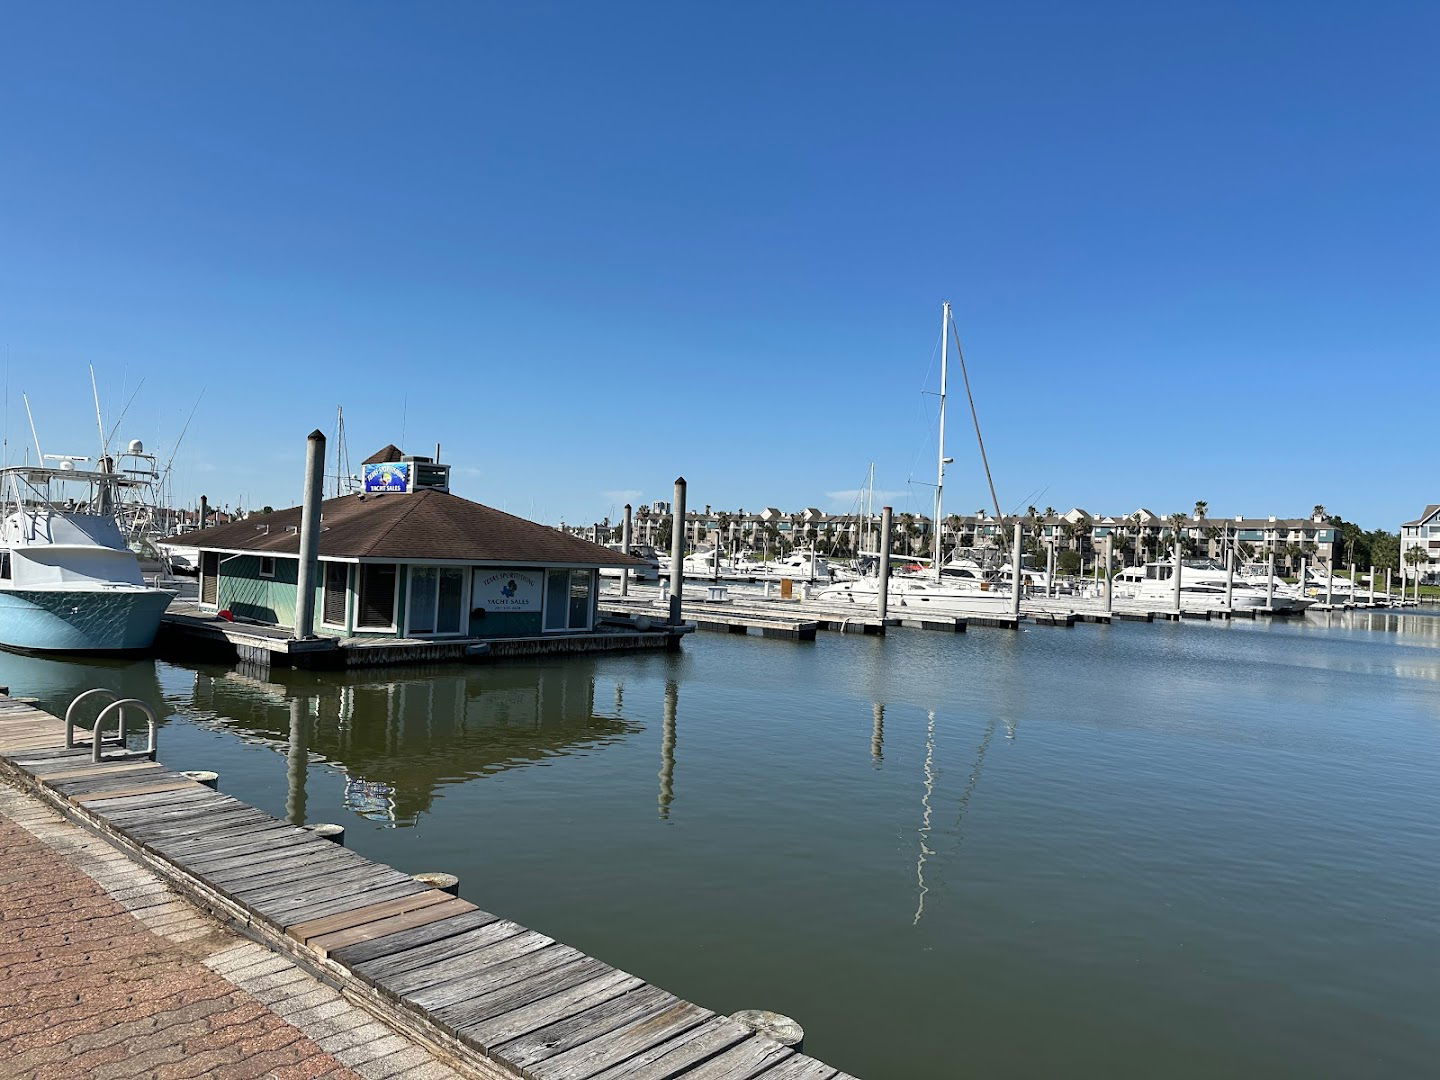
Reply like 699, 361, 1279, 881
65, 688, 121, 748
90, 698, 158, 764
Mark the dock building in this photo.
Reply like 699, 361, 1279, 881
171, 445, 659, 662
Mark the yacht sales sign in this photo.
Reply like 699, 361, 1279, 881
474, 570, 540, 611
363, 462, 411, 493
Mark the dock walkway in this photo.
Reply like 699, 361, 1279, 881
0, 776, 464, 1080
0, 697, 854, 1080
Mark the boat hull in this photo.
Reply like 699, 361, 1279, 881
0, 587, 172, 653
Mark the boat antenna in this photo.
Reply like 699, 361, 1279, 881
948, 311, 1003, 524
104, 377, 147, 454
22, 393, 41, 466
158, 389, 205, 486
90, 365, 107, 459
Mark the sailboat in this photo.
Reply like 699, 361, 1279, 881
818, 302, 1013, 611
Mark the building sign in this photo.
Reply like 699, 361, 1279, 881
363, 462, 411, 493
473, 569, 540, 611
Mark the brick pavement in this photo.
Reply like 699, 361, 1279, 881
0, 780, 463, 1080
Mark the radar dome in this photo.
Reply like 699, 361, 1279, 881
128, 439, 144, 454
58, 460, 74, 471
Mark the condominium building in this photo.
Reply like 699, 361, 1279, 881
1400, 505, 1440, 585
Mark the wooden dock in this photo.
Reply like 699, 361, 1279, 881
0, 696, 854, 1080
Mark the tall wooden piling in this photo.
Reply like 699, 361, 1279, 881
1225, 545, 1236, 610
1266, 546, 1276, 609
293, 430, 326, 640
877, 506, 893, 621
620, 503, 633, 597
1104, 535, 1114, 614
1369, 565, 1377, 605
1010, 522, 1023, 618
1172, 542, 1183, 614
669, 478, 686, 625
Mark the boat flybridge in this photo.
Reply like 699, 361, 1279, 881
0, 456, 173, 652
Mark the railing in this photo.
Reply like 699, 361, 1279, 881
64, 688, 159, 764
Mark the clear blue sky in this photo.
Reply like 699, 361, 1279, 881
2, 2, 1434, 530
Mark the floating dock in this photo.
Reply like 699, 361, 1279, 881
160, 599, 689, 670
0, 695, 854, 1080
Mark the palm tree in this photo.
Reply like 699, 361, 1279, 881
1194, 499, 1208, 520
1405, 544, 1428, 586
1312, 504, 1327, 521
897, 512, 915, 556
1166, 512, 1188, 557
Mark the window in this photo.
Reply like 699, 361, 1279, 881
357, 564, 398, 629
259, 556, 276, 579
0, 552, 9, 580
200, 552, 220, 606
544, 568, 593, 632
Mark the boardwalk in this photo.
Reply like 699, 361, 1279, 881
0, 781, 462, 1080
0, 697, 855, 1080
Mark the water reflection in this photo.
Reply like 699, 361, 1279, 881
912, 710, 937, 925
286, 697, 308, 826
0, 651, 167, 722
178, 661, 642, 826
870, 702, 884, 764
659, 680, 677, 820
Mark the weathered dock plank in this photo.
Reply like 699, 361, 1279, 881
0, 696, 852, 1080
585, 1015, 751, 1080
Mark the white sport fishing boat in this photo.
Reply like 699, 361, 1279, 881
0, 457, 173, 652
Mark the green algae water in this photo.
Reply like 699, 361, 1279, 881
5, 610, 1439, 1078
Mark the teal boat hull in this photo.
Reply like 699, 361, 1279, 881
0, 588, 172, 653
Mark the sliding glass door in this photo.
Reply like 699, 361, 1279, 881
407, 566, 469, 636
544, 568, 594, 631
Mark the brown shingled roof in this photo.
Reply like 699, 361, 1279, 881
170, 490, 643, 567
362, 444, 406, 465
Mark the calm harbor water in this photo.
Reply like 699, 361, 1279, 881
6, 610, 1439, 1078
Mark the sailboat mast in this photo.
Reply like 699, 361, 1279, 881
933, 301, 950, 582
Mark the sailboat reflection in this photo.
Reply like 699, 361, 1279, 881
903, 705, 1007, 925
912, 710, 936, 926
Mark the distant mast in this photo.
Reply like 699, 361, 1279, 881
933, 301, 951, 583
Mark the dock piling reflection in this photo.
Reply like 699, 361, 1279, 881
659, 679, 677, 819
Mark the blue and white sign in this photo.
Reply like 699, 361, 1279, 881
474, 570, 540, 611
363, 462, 411, 493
